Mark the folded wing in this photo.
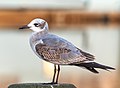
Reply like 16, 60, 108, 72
35, 36, 94, 64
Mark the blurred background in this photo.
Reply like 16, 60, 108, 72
0, 0, 120, 88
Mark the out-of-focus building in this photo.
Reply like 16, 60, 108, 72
0, 0, 120, 11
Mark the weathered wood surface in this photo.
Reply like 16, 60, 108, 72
8, 83, 76, 88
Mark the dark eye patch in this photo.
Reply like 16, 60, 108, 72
34, 23, 39, 27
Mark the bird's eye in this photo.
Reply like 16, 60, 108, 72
34, 23, 39, 27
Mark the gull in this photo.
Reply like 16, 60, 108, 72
19, 18, 115, 84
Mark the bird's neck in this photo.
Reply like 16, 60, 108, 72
32, 28, 48, 38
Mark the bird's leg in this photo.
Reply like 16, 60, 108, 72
52, 64, 56, 84
55, 65, 60, 84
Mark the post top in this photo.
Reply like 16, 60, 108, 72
8, 83, 76, 88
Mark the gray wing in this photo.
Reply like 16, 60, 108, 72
35, 36, 95, 65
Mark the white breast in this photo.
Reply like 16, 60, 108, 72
29, 34, 44, 59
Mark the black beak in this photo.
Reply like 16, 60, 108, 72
19, 25, 30, 30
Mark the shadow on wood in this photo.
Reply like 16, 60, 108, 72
8, 83, 76, 88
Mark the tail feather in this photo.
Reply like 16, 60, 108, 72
71, 62, 115, 73
85, 67, 99, 73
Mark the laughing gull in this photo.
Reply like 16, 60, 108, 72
19, 18, 115, 84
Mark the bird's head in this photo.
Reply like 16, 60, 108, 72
19, 18, 49, 32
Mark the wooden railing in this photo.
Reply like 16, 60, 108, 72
0, 9, 120, 29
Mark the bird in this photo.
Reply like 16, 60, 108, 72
19, 18, 115, 84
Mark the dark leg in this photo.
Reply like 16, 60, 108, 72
52, 64, 56, 83
55, 65, 60, 84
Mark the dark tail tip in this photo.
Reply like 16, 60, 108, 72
91, 62, 116, 70
85, 67, 99, 74
71, 62, 115, 73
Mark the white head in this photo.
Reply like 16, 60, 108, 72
19, 18, 49, 32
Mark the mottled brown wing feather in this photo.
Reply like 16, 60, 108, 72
35, 43, 74, 64
79, 49, 95, 61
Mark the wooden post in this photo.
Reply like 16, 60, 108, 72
8, 83, 76, 88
